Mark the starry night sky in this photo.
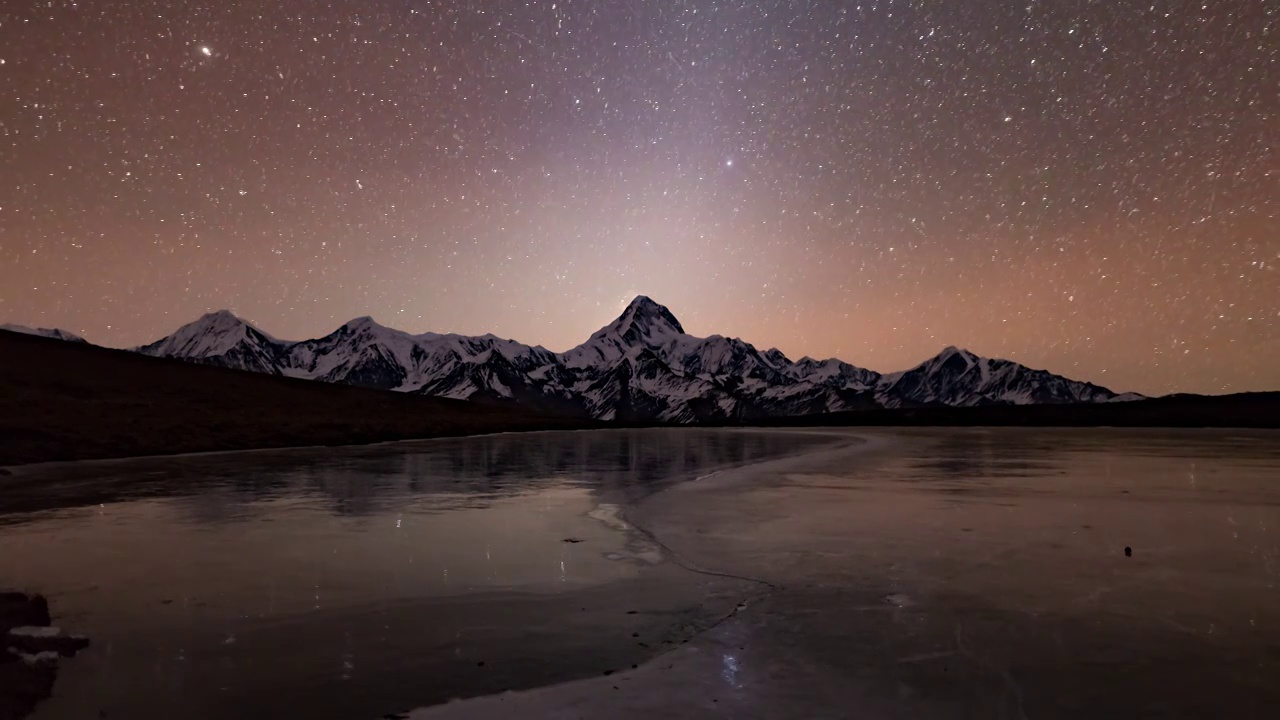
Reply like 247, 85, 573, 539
1, 1, 1275, 396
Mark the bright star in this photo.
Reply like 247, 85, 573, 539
200, 46, 212, 57
725, 159, 734, 167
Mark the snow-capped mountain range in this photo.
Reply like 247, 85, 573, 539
4, 296, 1140, 421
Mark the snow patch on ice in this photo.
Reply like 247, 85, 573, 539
7, 647, 60, 665
8, 626, 62, 638
588, 503, 663, 564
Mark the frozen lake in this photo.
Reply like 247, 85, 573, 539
3, 428, 1279, 718
0, 429, 839, 719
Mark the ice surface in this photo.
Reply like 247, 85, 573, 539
0, 429, 835, 720
401, 428, 1280, 719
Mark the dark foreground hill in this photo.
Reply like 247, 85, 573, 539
0, 330, 592, 466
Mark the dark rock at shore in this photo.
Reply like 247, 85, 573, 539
0, 593, 50, 634
0, 591, 89, 720
0, 658, 55, 720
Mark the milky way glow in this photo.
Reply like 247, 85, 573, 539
1, 1, 1275, 395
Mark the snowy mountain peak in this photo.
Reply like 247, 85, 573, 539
617, 295, 685, 336
762, 348, 791, 367
135, 310, 284, 374
169, 310, 282, 343
193, 309, 247, 331
338, 316, 392, 334
561, 296, 688, 368
877, 346, 1120, 408
930, 345, 978, 370
172, 310, 256, 344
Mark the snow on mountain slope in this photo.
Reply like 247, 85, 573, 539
561, 296, 688, 369
411, 340, 584, 415
134, 311, 287, 375
136, 310, 564, 398
785, 357, 881, 390
762, 348, 792, 368
404, 333, 564, 401
562, 296, 818, 388
752, 381, 881, 416
421, 333, 561, 378
123, 297, 1134, 421
558, 296, 875, 420
876, 346, 1123, 407
284, 316, 429, 390
575, 347, 731, 422
0, 324, 88, 344
664, 334, 792, 384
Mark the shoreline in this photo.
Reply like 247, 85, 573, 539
0, 425, 857, 480
10, 422, 1272, 476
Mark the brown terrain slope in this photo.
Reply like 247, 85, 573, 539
0, 330, 591, 466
